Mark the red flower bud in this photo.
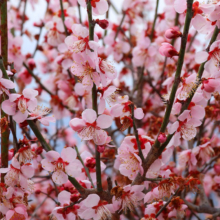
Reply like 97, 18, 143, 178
97, 145, 105, 153
85, 157, 96, 169
35, 190, 41, 194
158, 133, 167, 143
96, 19, 109, 29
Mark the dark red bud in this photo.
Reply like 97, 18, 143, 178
96, 19, 109, 29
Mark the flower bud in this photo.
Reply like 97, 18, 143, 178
97, 145, 105, 153
165, 27, 182, 39
96, 19, 109, 29
85, 157, 96, 169
158, 133, 167, 143
35, 190, 41, 194
159, 43, 179, 58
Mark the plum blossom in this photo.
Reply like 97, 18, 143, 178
114, 135, 153, 180
45, 16, 65, 46
2, 88, 38, 123
112, 185, 145, 213
195, 40, 220, 73
97, 85, 119, 114
41, 147, 82, 185
192, 142, 214, 166
96, 58, 117, 86
69, 109, 112, 145
178, 149, 197, 171
165, 27, 182, 39
65, 24, 98, 53
168, 110, 202, 142
159, 43, 179, 58
71, 53, 100, 89
27, 106, 56, 126
51, 190, 80, 220
0, 157, 35, 190
78, 194, 113, 220
132, 36, 151, 67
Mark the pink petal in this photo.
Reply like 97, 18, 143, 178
103, 86, 117, 99
191, 105, 205, 119
38, 116, 55, 126
9, 94, 21, 102
69, 118, 86, 132
2, 100, 16, 115
195, 51, 209, 64
23, 88, 38, 99
45, 151, 60, 162
178, 110, 190, 121
21, 164, 35, 178
13, 111, 28, 123
192, 14, 207, 31
58, 190, 71, 206
14, 206, 26, 215
94, 129, 107, 145
0, 168, 10, 173
134, 108, 144, 120
84, 194, 100, 207
168, 121, 179, 134
11, 157, 20, 169
94, 0, 108, 15
6, 210, 15, 220
74, 83, 85, 96
110, 104, 124, 117
41, 159, 55, 172
174, 0, 187, 13
98, 98, 106, 114
52, 171, 68, 185
0, 79, 15, 89
96, 114, 112, 129
82, 109, 97, 123
61, 147, 77, 162
65, 161, 82, 177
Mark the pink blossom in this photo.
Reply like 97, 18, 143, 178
45, 16, 65, 46
27, 106, 56, 126
112, 185, 145, 212
69, 109, 112, 145
0, 157, 35, 190
165, 27, 182, 39
98, 85, 119, 114
168, 110, 202, 142
192, 142, 214, 166
65, 24, 98, 53
96, 58, 117, 86
159, 43, 179, 58
78, 194, 113, 220
71, 53, 100, 89
178, 149, 197, 171
41, 147, 82, 185
51, 190, 79, 220
2, 88, 38, 123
